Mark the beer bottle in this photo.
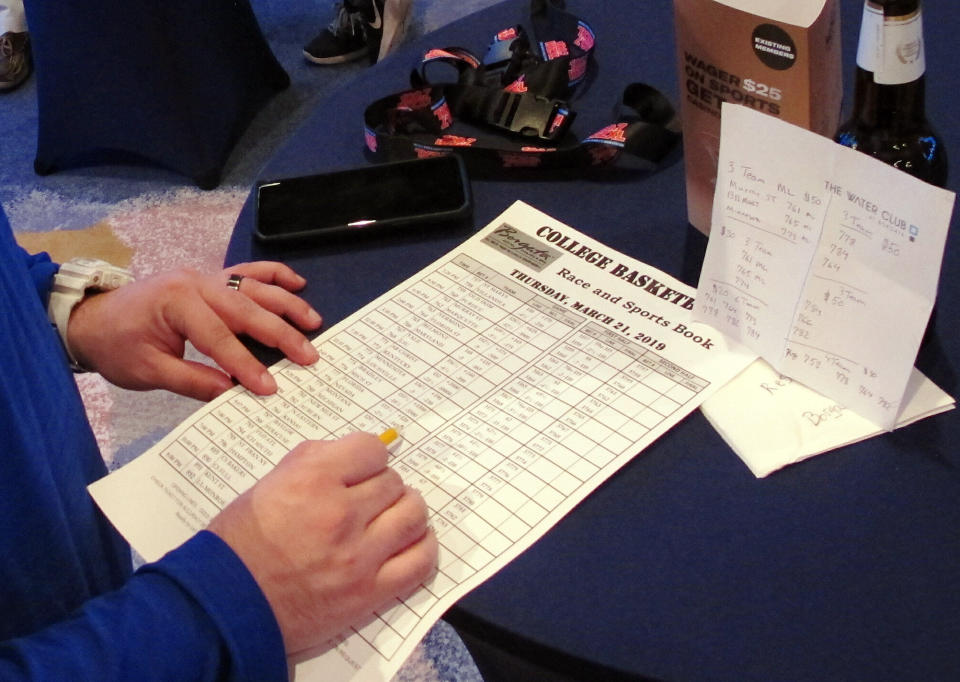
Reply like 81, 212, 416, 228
835, 0, 947, 187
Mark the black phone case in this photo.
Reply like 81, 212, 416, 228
254, 156, 472, 244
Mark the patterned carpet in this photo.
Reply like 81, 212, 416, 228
3, 1, 500, 679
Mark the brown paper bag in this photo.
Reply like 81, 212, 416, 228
673, 0, 843, 233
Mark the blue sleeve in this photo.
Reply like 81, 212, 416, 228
16, 246, 59, 304
0, 532, 288, 682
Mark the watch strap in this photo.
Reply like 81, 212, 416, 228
47, 257, 135, 372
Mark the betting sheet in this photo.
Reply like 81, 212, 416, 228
89, 201, 755, 681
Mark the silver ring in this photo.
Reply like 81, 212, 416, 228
226, 273, 245, 291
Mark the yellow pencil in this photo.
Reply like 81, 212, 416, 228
378, 428, 399, 445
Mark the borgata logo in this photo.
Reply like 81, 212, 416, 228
481, 224, 561, 272
368, 2, 382, 30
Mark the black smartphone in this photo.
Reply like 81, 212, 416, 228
254, 156, 472, 244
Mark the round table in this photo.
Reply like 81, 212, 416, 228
227, 1, 960, 679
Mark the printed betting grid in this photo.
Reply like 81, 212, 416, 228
157, 253, 710, 659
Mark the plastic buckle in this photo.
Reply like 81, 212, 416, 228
489, 91, 573, 140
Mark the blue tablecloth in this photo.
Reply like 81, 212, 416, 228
227, 1, 960, 679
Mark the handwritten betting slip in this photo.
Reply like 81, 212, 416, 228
694, 103, 955, 430
701, 359, 954, 477
90, 201, 755, 681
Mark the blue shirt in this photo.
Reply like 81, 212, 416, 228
0, 208, 287, 681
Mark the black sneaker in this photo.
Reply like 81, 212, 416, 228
303, 1, 368, 65
0, 31, 31, 92
364, 0, 413, 64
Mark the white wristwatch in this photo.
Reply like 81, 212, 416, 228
47, 257, 135, 372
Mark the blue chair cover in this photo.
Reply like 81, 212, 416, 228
23, 0, 289, 189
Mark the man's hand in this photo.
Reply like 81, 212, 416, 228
66, 262, 322, 400
207, 433, 438, 654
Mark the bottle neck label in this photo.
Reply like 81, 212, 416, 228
856, 1, 925, 85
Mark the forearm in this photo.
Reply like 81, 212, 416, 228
17, 246, 58, 304
0, 532, 287, 682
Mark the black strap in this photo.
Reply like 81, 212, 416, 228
363, 1, 681, 172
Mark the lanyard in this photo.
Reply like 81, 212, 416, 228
363, 0, 681, 172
